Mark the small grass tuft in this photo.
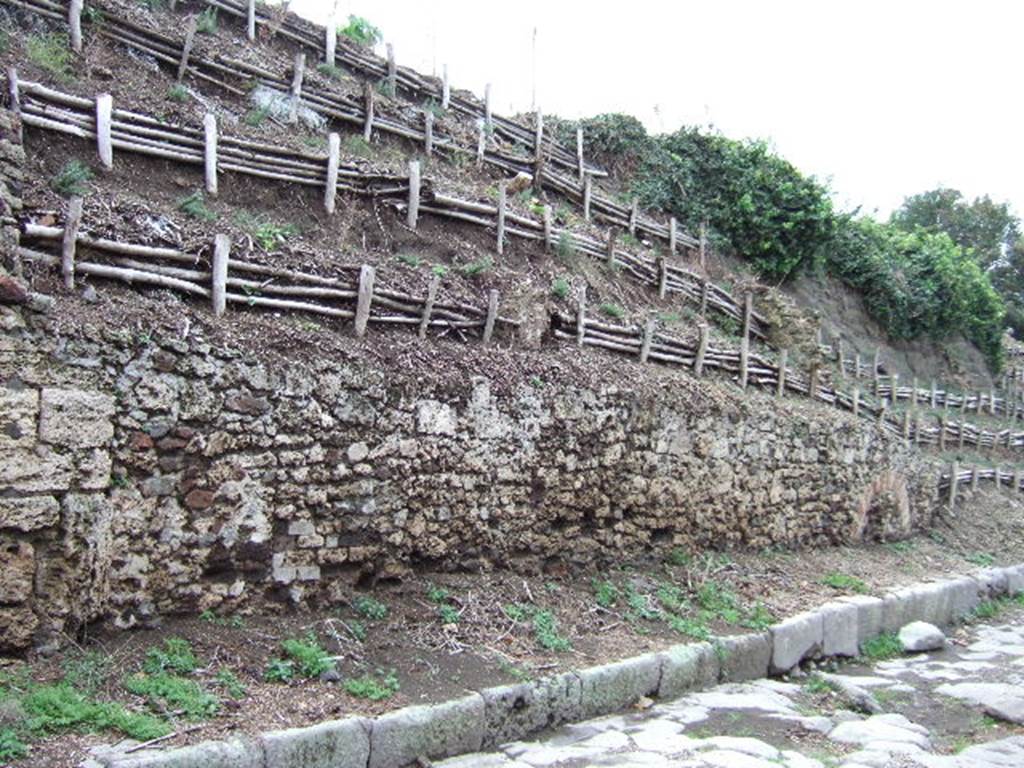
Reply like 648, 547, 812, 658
316, 63, 344, 80
353, 595, 388, 621
195, 7, 218, 34
551, 277, 570, 299
243, 106, 271, 128
458, 255, 493, 278
821, 572, 868, 594
167, 84, 189, 103
343, 135, 373, 158
344, 670, 399, 700
235, 211, 298, 251
27, 33, 72, 81
338, 15, 382, 47
860, 631, 903, 661
214, 669, 246, 700
50, 160, 93, 197
803, 674, 840, 695
280, 635, 334, 679
396, 253, 422, 268
177, 190, 216, 221
531, 609, 571, 651
142, 637, 197, 675
599, 303, 625, 319
592, 579, 619, 608
965, 552, 995, 567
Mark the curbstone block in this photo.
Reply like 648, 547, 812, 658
261, 717, 370, 768
881, 588, 918, 632
820, 601, 859, 657
717, 632, 771, 682
947, 576, 982, 622
110, 738, 263, 768
369, 694, 484, 768
1005, 565, 1024, 596
915, 582, 954, 627
479, 671, 582, 749
837, 595, 884, 644
770, 612, 823, 673
577, 653, 661, 719
974, 568, 1009, 598
656, 642, 719, 700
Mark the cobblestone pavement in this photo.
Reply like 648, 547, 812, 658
438, 611, 1024, 768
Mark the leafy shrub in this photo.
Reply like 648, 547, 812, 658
235, 211, 297, 251
599, 303, 624, 319
177, 190, 215, 221
339, 15, 382, 47
263, 658, 294, 683
458, 255, 492, 278
214, 669, 246, 700
531, 610, 570, 651
142, 638, 197, 675
243, 106, 270, 127
344, 670, 399, 700
0, 729, 26, 761
353, 596, 388, 621
316, 63, 343, 80
592, 579, 619, 608
280, 635, 334, 678
821, 572, 868, 594
167, 85, 189, 103
860, 632, 902, 661
50, 160, 93, 197
551, 277, 570, 299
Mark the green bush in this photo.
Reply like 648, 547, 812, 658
124, 673, 218, 719
50, 160, 93, 197
26, 33, 72, 81
142, 638, 197, 675
339, 15, 382, 47
280, 635, 334, 678
344, 670, 399, 700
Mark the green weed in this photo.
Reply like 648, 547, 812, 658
860, 632, 903, 661
22, 683, 169, 740
592, 579, 619, 609
353, 596, 388, 621
665, 614, 710, 641
142, 637, 197, 675
177, 190, 215, 221
167, 84, 189, 103
966, 552, 995, 567
459, 255, 493, 278
740, 602, 775, 630
243, 106, 271, 127
343, 135, 373, 158
263, 658, 294, 683
235, 211, 298, 251
280, 635, 334, 678
803, 674, 840, 695
821, 572, 868, 594
61, 650, 109, 695
397, 253, 422, 268
0, 729, 27, 761
214, 669, 246, 700
26, 33, 72, 81
195, 7, 218, 34
431, 264, 448, 277
531, 609, 570, 651
437, 604, 460, 624
344, 670, 399, 700
347, 620, 367, 642
124, 673, 218, 719
427, 585, 449, 603
696, 581, 741, 624
665, 548, 691, 567
50, 160, 93, 197
338, 15, 382, 47
599, 303, 624, 320
555, 231, 576, 263
503, 603, 530, 622
316, 63, 344, 80
551, 277, 570, 299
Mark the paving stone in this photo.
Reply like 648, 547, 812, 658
577, 653, 661, 719
935, 682, 1024, 724
820, 600, 860, 657
899, 621, 945, 652
656, 642, 719, 699
770, 612, 823, 673
368, 694, 485, 768
828, 713, 931, 749
718, 632, 771, 682
260, 717, 369, 768
698, 749, 780, 768
698, 736, 780, 760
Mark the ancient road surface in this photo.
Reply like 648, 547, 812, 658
438, 611, 1024, 768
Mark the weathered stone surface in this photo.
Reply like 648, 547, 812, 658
657, 643, 720, 699
0, 274, 28, 304
946, 576, 982, 622
936, 683, 1024, 725
718, 632, 772, 682
974, 568, 1009, 598
38, 388, 115, 449
828, 713, 931, 749
0, 495, 59, 532
260, 717, 369, 768
0, 448, 74, 493
771, 612, 823, 673
0, 605, 37, 652
577, 654, 662, 719
899, 621, 945, 652
838, 595, 884, 644
820, 601, 860, 657
109, 737, 263, 768
368, 694, 485, 768
0, 539, 34, 602
480, 672, 582, 748
0, 388, 37, 449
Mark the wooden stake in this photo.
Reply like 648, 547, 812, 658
576, 127, 584, 184
902, 410, 911, 444
971, 466, 979, 491
7, 68, 21, 143
836, 338, 845, 376
699, 278, 709, 318
246, 0, 256, 41
62, 197, 83, 291
657, 257, 668, 300
852, 387, 860, 417
605, 228, 617, 269
418, 274, 440, 339
211, 233, 229, 317
640, 318, 655, 363
583, 174, 592, 221
362, 81, 374, 141
325, 13, 336, 66
95, 93, 112, 169
939, 414, 947, 451
854, 353, 861, 379
483, 289, 499, 344
777, 350, 788, 398
669, 217, 677, 255
533, 110, 545, 188
69, 0, 83, 53
809, 365, 820, 402
483, 82, 492, 132
873, 348, 880, 385
629, 198, 638, 237
324, 132, 339, 214
576, 288, 586, 346
542, 205, 552, 252
694, 324, 709, 376
177, 15, 197, 82
354, 264, 375, 337
699, 221, 707, 270
1014, 467, 1021, 494
990, 387, 997, 416
386, 43, 397, 96
476, 121, 485, 167
289, 53, 305, 124
930, 379, 937, 408
891, 373, 899, 404
911, 376, 918, 407
496, 181, 506, 256
958, 420, 966, 449
406, 160, 421, 229
441, 64, 450, 110
739, 292, 752, 390
948, 461, 958, 513
203, 113, 218, 196
423, 110, 433, 156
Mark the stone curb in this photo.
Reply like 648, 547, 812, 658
106, 563, 1024, 768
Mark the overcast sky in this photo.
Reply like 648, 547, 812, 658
290, 0, 1022, 219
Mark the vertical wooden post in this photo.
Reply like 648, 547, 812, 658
246, 0, 256, 41
911, 377, 918, 408
976, 389, 983, 415
695, 324, 709, 376
902, 410, 911, 444
605, 228, 617, 269
289, 53, 305, 124
7, 68, 21, 144
576, 127, 584, 184
699, 278, 709, 318
990, 387, 997, 416
1014, 467, 1022, 494
418, 275, 440, 339
629, 198, 638, 237
891, 373, 899, 405
836, 338, 845, 376
177, 15, 197, 82
362, 81, 374, 141
69, 0, 83, 53
62, 197, 83, 291
739, 292, 752, 390
930, 379, 937, 408
640, 317, 656, 363
354, 264, 375, 337
576, 287, 586, 347
669, 217, 677, 255
210, 232, 231, 318
542, 205, 552, 252
854, 353, 861, 380
971, 466, 979, 491
960, 390, 968, 414
95, 93, 112, 169
852, 387, 860, 417
483, 82, 492, 133
324, 132, 340, 214
406, 160, 421, 229
424, 111, 434, 156
657, 257, 668, 300
873, 348, 881, 387
877, 400, 887, 427
699, 221, 707, 270
476, 121, 486, 167
939, 415, 946, 450
533, 109, 545, 187
948, 461, 959, 513
496, 181, 506, 256
203, 113, 218, 196
582, 174, 592, 222
483, 289, 499, 344
325, 11, 336, 66
777, 350, 788, 398
958, 420, 966, 449
386, 43, 397, 96
809, 365, 819, 402
441, 64, 450, 110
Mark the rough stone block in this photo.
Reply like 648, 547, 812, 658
480, 671, 582, 748
0, 605, 37, 652
718, 632, 771, 682
770, 612, 823, 673
110, 738, 263, 768
657, 642, 719, 700
837, 595, 884, 644
881, 588, 919, 633
0, 495, 59, 532
1005, 565, 1024, 597
38, 388, 115, 449
577, 653, 662, 719
974, 568, 1009, 598
0, 449, 74, 493
820, 601, 860, 657
0, 538, 34, 602
947, 576, 982, 621
261, 717, 369, 768
912, 582, 955, 627
369, 694, 484, 768
0, 388, 38, 449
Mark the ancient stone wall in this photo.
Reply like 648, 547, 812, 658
0, 313, 938, 652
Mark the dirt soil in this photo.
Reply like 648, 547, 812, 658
4, 487, 1023, 767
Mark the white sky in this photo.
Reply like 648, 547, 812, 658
290, 0, 1023, 219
